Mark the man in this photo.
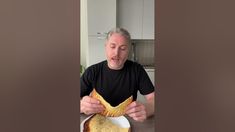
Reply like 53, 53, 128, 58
80, 27, 155, 122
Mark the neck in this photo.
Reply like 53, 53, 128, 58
107, 63, 123, 70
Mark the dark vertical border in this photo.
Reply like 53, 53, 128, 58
155, 0, 235, 131
74, 0, 80, 131
155, 0, 160, 131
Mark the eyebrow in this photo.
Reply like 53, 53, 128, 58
109, 42, 128, 47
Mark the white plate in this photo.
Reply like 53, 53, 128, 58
80, 114, 130, 131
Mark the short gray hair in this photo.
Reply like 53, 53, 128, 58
106, 27, 131, 45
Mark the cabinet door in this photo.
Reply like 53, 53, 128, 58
87, 0, 116, 36
87, 37, 106, 66
117, 0, 143, 39
143, 0, 154, 39
145, 68, 155, 86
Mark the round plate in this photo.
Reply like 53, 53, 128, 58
80, 114, 130, 131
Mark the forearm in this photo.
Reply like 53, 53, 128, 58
145, 99, 154, 117
143, 92, 155, 118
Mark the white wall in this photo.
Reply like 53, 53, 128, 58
80, 0, 88, 68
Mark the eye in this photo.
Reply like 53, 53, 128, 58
110, 44, 115, 49
120, 46, 127, 51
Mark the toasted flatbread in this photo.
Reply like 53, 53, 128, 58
91, 89, 133, 117
84, 114, 130, 132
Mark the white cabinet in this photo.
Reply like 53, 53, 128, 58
142, 0, 155, 39
117, 0, 143, 39
87, 0, 116, 66
87, 37, 106, 66
87, 0, 116, 36
145, 68, 155, 86
117, 0, 154, 39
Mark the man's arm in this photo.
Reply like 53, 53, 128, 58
125, 92, 155, 122
144, 92, 155, 117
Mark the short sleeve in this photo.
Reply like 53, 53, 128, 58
137, 65, 155, 95
80, 67, 94, 97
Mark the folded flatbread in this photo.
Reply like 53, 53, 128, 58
91, 89, 133, 117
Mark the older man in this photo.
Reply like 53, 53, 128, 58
80, 27, 155, 122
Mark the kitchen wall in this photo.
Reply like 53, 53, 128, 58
80, 0, 88, 68
128, 40, 155, 68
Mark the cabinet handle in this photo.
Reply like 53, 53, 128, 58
97, 32, 107, 35
96, 32, 107, 40
97, 36, 106, 40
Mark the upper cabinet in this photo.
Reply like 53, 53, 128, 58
87, 0, 116, 37
87, 0, 116, 66
142, 0, 155, 39
117, 0, 143, 39
117, 0, 154, 39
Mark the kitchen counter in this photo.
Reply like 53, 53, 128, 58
143, 65, 155, 69
144, 68, 155, 86
80, 113, 155, 132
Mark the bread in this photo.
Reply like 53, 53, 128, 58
91, 89, 133, 117
83, 114, 130, 132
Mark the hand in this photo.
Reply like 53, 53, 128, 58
80, 96, 104, 115
125, 101, 147, 122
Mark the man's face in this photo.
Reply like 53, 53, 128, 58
105, 33, 129, 70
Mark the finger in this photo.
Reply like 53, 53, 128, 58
125, 103, 144, 114
83, 101, 104, 110
81, 100, 104, 113
133, 116, 146, 122
125, 101, 138, 111
83, 96, 101, 104
84, 107, 104, 115
128, 110, 147, 122
128, 110, 146, 118
88, 97, 101, 104
82, 96, 105, 109
126, 107, 141, 115
83, 104, 104, 115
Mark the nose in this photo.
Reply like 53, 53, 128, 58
114, 48, 119, 56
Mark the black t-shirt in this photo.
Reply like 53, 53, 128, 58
80, 60, 154, 106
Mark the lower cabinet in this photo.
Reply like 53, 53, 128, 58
145, 68, 155, 86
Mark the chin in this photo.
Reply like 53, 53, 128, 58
110, 64, 122, 70
111, 66, 121, 70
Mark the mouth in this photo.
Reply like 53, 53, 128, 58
111, 57, 120, 62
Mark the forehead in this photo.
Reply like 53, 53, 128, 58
108, 33, 128, 46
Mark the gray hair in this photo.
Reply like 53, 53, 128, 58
106, 27, 131, 45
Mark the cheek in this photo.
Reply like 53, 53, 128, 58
120, 51, 129, 57
106, 49, 113, 57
